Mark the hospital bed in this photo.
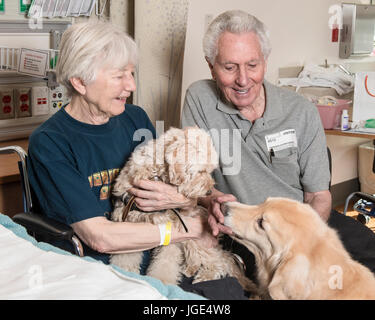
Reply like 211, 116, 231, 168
0, 145, 204, 300
0, 212, 204, 300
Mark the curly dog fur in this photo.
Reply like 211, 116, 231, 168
110, 127, 256, 291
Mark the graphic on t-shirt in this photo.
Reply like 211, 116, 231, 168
100, 185, 109, 200
88, 168, 120, 200
93, 173, 102, 187
108, 169, 115, 183
101, 170, 109, 185
88, 175, 93, 188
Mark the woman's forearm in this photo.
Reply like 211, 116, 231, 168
71, 216, 204, 254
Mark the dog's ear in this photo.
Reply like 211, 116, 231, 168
268, 254, 314, 299
178, 171, 215, 198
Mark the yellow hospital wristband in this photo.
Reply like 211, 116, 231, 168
163, 221, 172, 246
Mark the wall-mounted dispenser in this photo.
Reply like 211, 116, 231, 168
339, 3, 375, 59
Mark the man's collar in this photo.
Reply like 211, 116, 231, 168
262, 80, 283, 121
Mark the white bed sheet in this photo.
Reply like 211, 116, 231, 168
0, 224, 169, 300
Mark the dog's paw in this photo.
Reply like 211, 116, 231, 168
192, 270, 223, 284
183, 264, 200, 278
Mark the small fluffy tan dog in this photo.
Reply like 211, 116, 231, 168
110, 127, 254, 290
223, 197, 375, 299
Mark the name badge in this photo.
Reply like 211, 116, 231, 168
265, 129, 298, 152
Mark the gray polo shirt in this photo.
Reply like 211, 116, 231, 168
181, 79, 330, 205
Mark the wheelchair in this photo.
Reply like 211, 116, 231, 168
0, 145, 84, 257
343, 192, 375, 225
328, 146, 375, 226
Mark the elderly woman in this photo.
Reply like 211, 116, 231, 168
27, 21, 212, 273
182, 10, 375, 279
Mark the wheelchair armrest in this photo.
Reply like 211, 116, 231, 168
13, 212, 74, 241
354, 192, 375, 203
343, 192, 375, 215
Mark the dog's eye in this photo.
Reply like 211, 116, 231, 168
257, 217, 264, 230
206, 189, 212, 196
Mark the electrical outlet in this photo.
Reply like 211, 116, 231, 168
14, 87, 32, 118
50, 85, 67, 114
0, 88, 15, 120
31, 86, 50, 116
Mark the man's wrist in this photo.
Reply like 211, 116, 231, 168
198, 195, 212, 208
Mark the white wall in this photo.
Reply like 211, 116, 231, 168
182, 0, 374, 186
182, 0, 375, 94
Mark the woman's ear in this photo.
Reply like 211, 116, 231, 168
69, 77, 86, 95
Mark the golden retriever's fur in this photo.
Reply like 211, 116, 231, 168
223, 197, 375, 299
110, 127, 255, 291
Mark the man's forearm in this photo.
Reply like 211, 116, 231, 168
304, 190, 332, 221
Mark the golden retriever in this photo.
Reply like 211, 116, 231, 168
223, 197, 375, 299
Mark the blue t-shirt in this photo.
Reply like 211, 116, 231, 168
27, 104, 156, 264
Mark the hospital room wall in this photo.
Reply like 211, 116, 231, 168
182, 0, 375, 206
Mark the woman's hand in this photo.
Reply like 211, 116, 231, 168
128, 179, 219, 249
128, 180, 196, 212
174, 215, 218, 249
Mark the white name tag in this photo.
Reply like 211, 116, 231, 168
265, 129, 298, 152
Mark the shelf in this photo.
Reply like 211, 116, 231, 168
325, 129, 375, 140
0, 47, 58, 73
0, 138, 28, 185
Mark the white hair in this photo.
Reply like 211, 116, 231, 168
56, 21, 138, 97
203, 10, 272, 64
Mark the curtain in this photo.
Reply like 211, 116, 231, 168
94, 0, 190, 129
133, 0, 189, 129
108, 0, 134, 36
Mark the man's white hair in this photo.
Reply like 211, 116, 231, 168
203, 10, 272, 64
56, 21, 137, 97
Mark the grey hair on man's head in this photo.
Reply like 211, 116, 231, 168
56, 21, 138, 97
203, 10, 271, 64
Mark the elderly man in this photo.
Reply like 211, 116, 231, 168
182, 10, 375, 279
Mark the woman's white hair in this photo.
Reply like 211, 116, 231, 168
56, 21, 138, 97
203, 10, 271, 64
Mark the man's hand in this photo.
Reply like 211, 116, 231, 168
207, 194, 237, 237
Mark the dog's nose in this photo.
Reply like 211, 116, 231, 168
221, 203, 229, 216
